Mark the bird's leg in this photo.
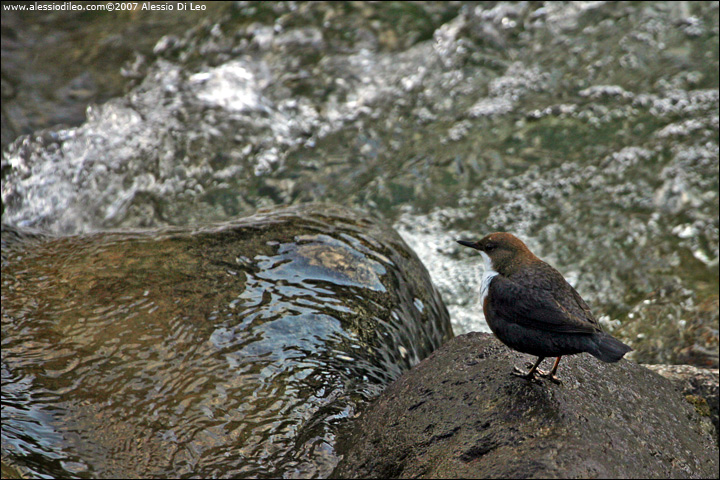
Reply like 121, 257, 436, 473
538, 356, 563, 384
513, 356, 545, 380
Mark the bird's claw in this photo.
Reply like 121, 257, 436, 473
512, 366, 562, 384
512, 366, 542, 382
538, 371, 563, 384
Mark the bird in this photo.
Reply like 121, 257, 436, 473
457, 232, 632, 383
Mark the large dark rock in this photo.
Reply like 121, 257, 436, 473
334, 332, 719, 479
1, 203, 452, 478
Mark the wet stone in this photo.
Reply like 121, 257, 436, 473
644, 363, 720, 447
1, 203, 452, 478
334, 332, 719, 479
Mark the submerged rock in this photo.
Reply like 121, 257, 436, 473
618, 284, 719, 369
1, 203, 452, 478
334, 332, 719, 479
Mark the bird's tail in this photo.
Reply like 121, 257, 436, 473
589, 332, 632, 363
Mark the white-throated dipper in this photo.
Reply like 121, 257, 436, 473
457, 232, 632, 383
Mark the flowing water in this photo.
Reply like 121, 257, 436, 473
2, 1, 718, 477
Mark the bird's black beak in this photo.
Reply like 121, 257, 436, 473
457, 239, 480, 250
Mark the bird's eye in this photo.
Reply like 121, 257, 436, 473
485, 242, 496, 251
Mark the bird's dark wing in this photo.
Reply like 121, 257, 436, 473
569, 286, 600, 327
488, 274, 599, 334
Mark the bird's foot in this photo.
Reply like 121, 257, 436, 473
512, 366, 542, 382
513, 364, 562, 384
538, 370, 563, 384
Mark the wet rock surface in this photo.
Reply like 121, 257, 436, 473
1, 203, 452, 478
645, 364, 720, 446
334, 332, 719, 479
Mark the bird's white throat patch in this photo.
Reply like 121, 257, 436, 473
479, 251, 499, 303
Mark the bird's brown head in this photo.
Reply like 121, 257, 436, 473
457, 232, 539, 275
